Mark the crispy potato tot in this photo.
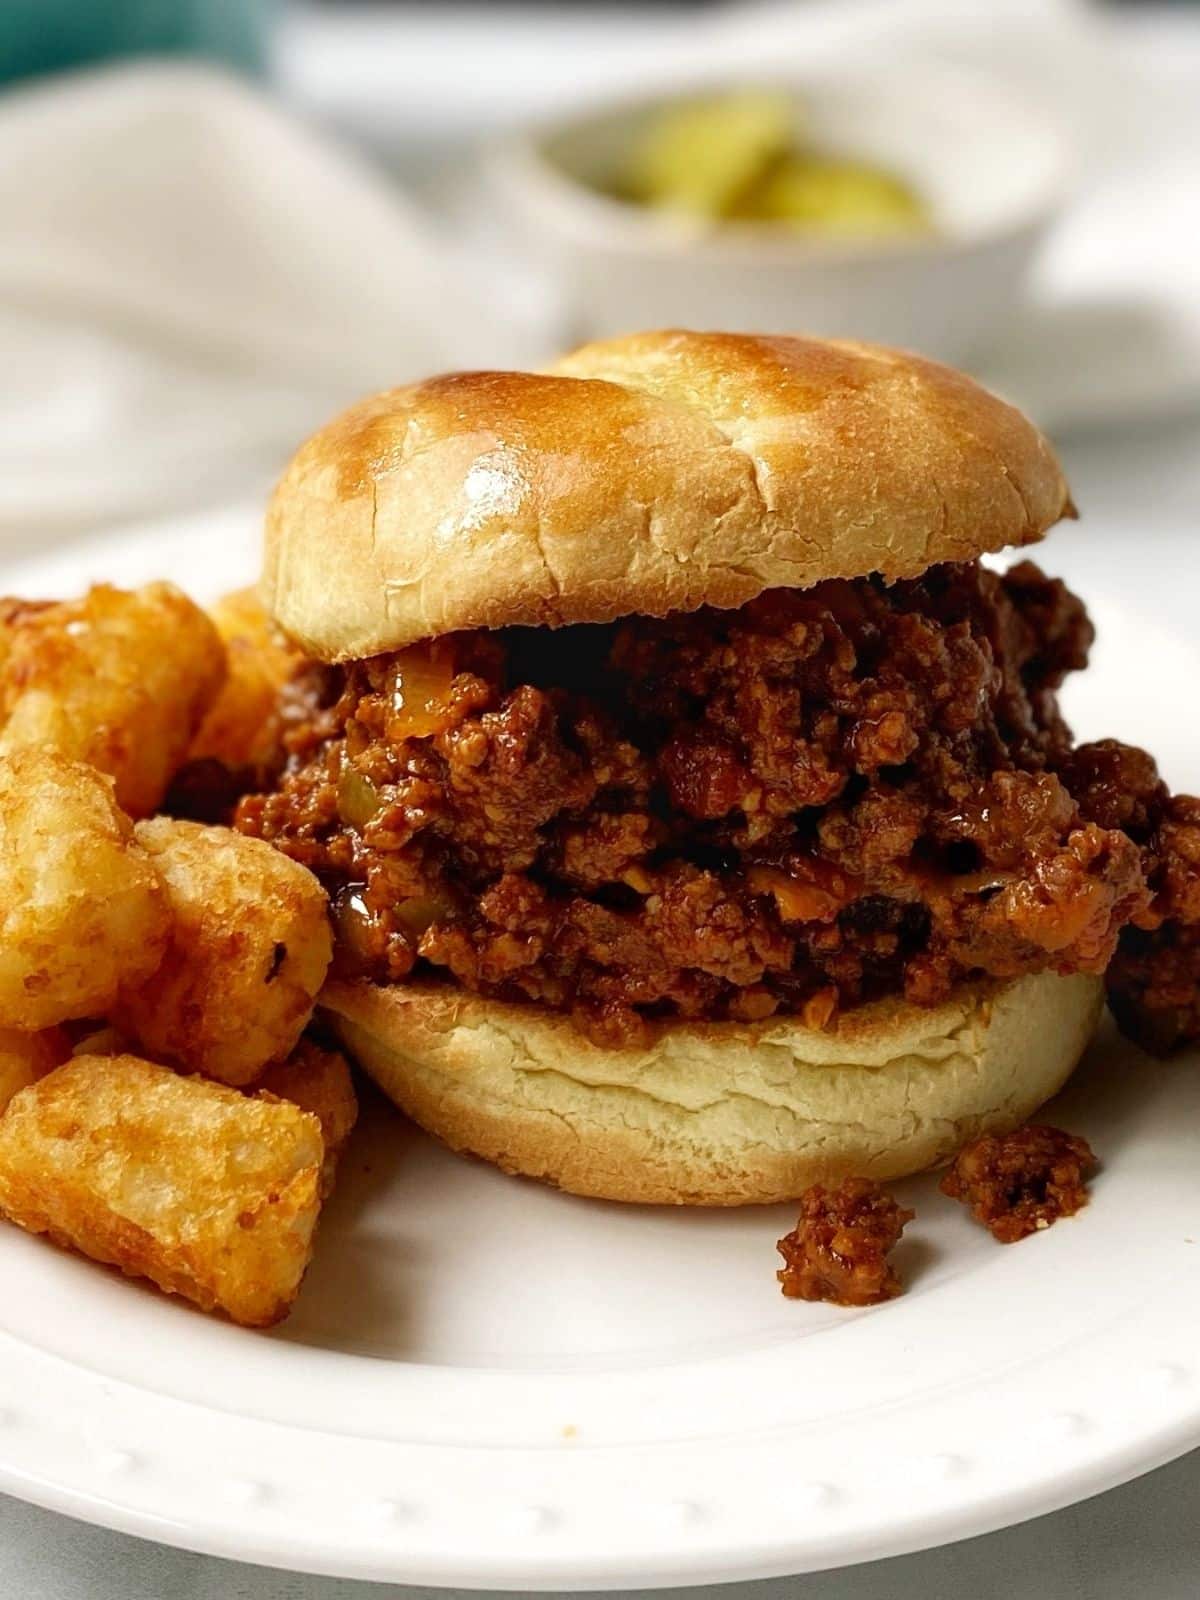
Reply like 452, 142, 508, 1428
0, 1054, 323, 1326
189, 587, 301, 774
0, 1027, 69, 1115
0, 582, 225, 817
0, 752, 169, 1029
0, 599, 41, 677
259, 1039, 357, 1196
69, 1024, 131, 1057
116, 818, 332, 1086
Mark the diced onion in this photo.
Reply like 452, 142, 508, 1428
393, 896, 453, 938
387, 644, 457, 739
748, 865, 840, 924
337, 770, 380, 830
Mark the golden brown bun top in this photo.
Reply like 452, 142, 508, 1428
263, 330, 1074, 660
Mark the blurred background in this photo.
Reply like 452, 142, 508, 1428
0, 0, 1197, 551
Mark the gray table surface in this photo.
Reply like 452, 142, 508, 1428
2, 322, 1199, 1600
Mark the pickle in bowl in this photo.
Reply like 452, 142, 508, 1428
610, 89, 931, 239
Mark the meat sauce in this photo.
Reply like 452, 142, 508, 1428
233, 560, 1200, 1050
940, 1125, 1096, 1242
777, 1179, 913, 1305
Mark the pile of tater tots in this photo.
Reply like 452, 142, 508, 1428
0, 582, 351, 1326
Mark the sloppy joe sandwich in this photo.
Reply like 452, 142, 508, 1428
234, 330, 1199, 1205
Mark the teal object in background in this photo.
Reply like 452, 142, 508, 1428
0, 0, 276, 85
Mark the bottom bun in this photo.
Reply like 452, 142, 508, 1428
322, 971, 1103, 1206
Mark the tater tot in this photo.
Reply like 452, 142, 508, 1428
0, 752, 170, 1029
115, 818, 332, 1086
189, 587, 301, 774
258, 1038, 357, 1196
0, 1054, 323, 1326
0, 582, 225, 817
69, 1024, 131, 1058
0, 1026, 70, 1115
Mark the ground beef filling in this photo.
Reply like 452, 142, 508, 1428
1059, 740, 1200, 1053
940, 1125, 1097, 1242
777, 1180, 912, 1305
233, 559, 1197, 1049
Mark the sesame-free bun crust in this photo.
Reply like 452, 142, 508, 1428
263, 331, 1073, 660
323, 971, 1101, 1206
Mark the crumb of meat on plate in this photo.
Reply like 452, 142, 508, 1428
777, 1178, 913, 1306
940, 1125, 1096, 1243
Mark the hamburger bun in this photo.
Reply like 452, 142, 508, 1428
262, 330, 1073, 662
277, 331, 1089, 1208
323, 971, 1102, 1206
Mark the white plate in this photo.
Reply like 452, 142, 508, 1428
0, 505, 1198, 1590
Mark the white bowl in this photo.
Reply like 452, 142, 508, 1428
486, 61, 1075, 364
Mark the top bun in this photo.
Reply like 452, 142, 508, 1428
262, 330, 1074, 661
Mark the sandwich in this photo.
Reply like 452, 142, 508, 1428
234, 330, 1194, 1205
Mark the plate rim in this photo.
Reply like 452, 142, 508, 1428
0, 1356, 1195, 1590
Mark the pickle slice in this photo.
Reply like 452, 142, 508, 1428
735, 152, 928, 235
621, 90, 794, 218
611, 89, 930, 237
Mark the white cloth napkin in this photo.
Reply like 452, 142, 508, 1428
0, 62, 543, 549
